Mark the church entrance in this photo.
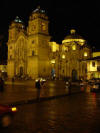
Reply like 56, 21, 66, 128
72, 69, 77, 81
19, 67, 23, 76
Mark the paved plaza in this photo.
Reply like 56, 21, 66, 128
0, 80, 82, 105
1, 79, 100, 133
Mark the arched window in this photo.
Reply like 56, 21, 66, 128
92, 62, 95, 67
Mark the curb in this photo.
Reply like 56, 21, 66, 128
9, 91, 83, 106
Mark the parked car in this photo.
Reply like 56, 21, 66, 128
0, 104, 17, 127
90, 83, 100, 92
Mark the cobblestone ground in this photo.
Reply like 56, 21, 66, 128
1, 90, 100, 133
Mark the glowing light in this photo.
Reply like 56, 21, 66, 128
51, 59, 55, 64
62, 54, 65, 59
84, 52, 88, 57
62, 39, 85, 45
92, 52, 100, 57
11, 107, 17, 112
70, 29, 76, 34
49, 42, 59, 52
87, 61, 97, 72
72, 45, 76, 50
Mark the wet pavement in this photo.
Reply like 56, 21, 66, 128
1, 80, 100, 133
1, 92, 100, 133
0, 80, 81, 105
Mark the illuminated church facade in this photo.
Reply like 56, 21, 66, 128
7, 7, 92, 80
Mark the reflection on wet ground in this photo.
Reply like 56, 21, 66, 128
1, 80, 100, 133
1, 92, 100, 133
0, 80, 81, 104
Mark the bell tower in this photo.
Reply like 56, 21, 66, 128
27, 6, 49, 35
7, 16, 25, 78
8, 16, 25, 42
27, 6, 51, 78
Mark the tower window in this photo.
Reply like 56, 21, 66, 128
92, 62, 95, 67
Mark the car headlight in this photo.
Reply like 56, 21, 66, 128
11, 107, 17, 112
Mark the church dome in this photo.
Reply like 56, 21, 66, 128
62, 29, 85, 46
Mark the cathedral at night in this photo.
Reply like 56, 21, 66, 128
7, 7, 92, 80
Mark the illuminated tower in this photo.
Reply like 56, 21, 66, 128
7, 16, 27, 78
27, 6, 51, 78
7, 7, 51, 79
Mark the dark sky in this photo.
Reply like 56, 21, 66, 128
0, 0, 100, 51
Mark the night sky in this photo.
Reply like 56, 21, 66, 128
0, 0, 100, 62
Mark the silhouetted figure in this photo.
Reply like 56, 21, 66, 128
35, 80, 41, 100
68, 81, 71, 95
0, 77, 4, 92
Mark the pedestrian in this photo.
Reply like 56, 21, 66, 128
0, 77, 4, 92
35, 79, 41, 100
68, 80, 71, 95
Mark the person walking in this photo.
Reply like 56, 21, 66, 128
35, 79, 41, 100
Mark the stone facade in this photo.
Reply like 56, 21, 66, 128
49, 29, 92, 80
7, 7, 92, 80
7, 7, 51, 79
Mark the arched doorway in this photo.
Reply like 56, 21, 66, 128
20, 67, 23, 76
72, 69, 77, 81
